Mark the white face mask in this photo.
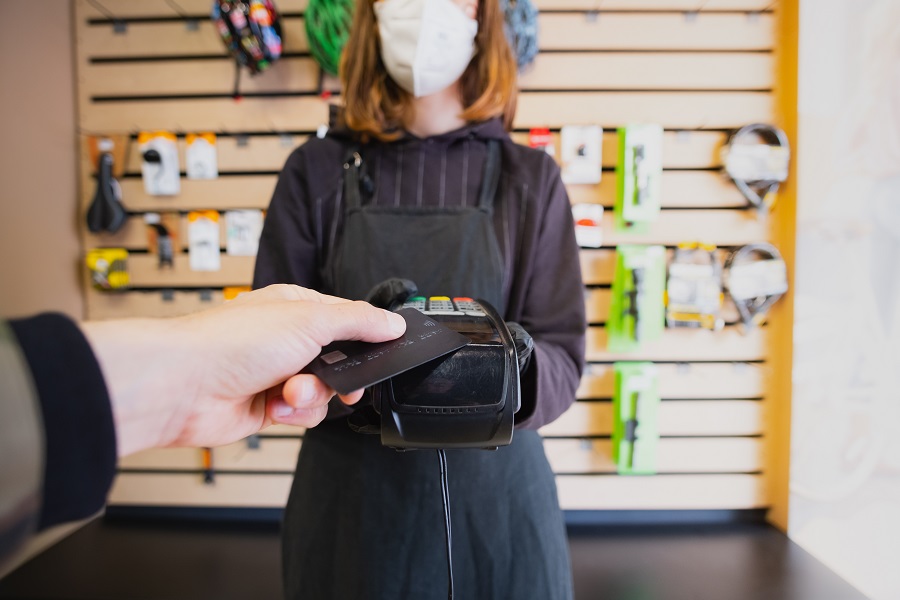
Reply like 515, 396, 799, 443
374, 0, 478, 98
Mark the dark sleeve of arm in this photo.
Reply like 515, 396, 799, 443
515, 164, 587, 430
253, 148, 321, 290
8, 314, 116, 530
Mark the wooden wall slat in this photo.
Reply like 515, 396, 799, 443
584, 289, 612, 323
576, 363, 767, 399
108, 473, 767, 509
88, 177, 278, 211
78, 0, 307, 19
94, 171, 747, 213
567, 172, 749, 209
77, 0, 772, 19
128, 255, 254, 287
108, 473, 292, 507
125, 396, 766, 444
124, 135, 306, 173
555, 474, 767, 510
509, 130, 726, 169
545, 437, 764, 473
127, 130, 723, 175
586, 326, 767, 362
538, 13, 773, 51
78, 93, 770, 132
78, 18, 309, 58
86, 286, 743, 330
120, 438, 301, 471
515, 91, 773, 129
85, 209, 764, 251
601, 209, 763, 245
77, 14, 771, 58
117, 398, 767, 470
518, 53, 773, 90
119, 437, 765, 474
83, 53, 773, 98
79, 97, 332, 134
533, 0, 772, 9
85, 289, 224, 320
82, 58, 320, 97
580, 249, 617, 284
540, 399, 766, 437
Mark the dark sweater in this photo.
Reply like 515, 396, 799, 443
253, 118, 586, 429
6, 315, 116, 531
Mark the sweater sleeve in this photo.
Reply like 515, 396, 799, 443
253, 147, 323, 290
514, 161, 587, 430
253, 141, 357, 421
6, 314, 116, 531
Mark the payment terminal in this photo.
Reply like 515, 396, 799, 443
371, 297, 520, 450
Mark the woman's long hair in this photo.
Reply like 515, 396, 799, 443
339, 0, 518, 140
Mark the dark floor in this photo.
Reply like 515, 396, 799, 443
0, 516, 867, 600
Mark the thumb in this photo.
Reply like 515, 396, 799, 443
311, 301, 407, 345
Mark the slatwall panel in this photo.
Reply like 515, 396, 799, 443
75, 0, 783, 512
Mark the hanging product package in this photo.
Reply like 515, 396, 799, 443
721, 123, 790, 215
86, 248, 129, 291
616, 124, 662, 232
139, 131, 181, 196
144, 212, 180, 269
665, 242, 725, 331
612, 362, 660, 475
528, 127, 555, 158
724, 243, 788, 331
188, 210, 221, 272
86, 136, 127, 234
225, 209, 264, 256
607, 245, 667, 353
212, 0, 283, 97
572, 203, 604, 248
560, 124, 603, 184
186, 133, 219, 180
223, 286, 252, 300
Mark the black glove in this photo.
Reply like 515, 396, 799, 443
506, 322, 534, 374
364, 278, 419, 311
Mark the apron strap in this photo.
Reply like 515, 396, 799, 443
342, 148, 364, 211
477, 140, 502, 212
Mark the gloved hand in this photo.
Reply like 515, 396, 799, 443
365, 278, 419, 311
506, 322, 534, 374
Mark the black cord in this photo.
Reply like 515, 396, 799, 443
86, 0, 116, 20
437, 449, 453, 600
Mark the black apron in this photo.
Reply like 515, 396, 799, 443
282, 140, 573, 600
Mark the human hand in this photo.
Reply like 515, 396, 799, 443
364, 277, 419, 311
506, 321, 534, 374
81, 285, 406, 456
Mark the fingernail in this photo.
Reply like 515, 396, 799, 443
273, 401, 294, 418
387, 312, 406, 335
295, 380, 316, 408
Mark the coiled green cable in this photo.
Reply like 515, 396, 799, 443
305, 0, 356, 75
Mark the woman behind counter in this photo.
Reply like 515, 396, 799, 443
253, 0, 587, 597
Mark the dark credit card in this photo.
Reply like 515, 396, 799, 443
303, 308, 469, 395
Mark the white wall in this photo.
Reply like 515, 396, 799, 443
790, 1, 900, 599
0, 0, 83, 320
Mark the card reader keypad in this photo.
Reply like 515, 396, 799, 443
401, 296, 486, 317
